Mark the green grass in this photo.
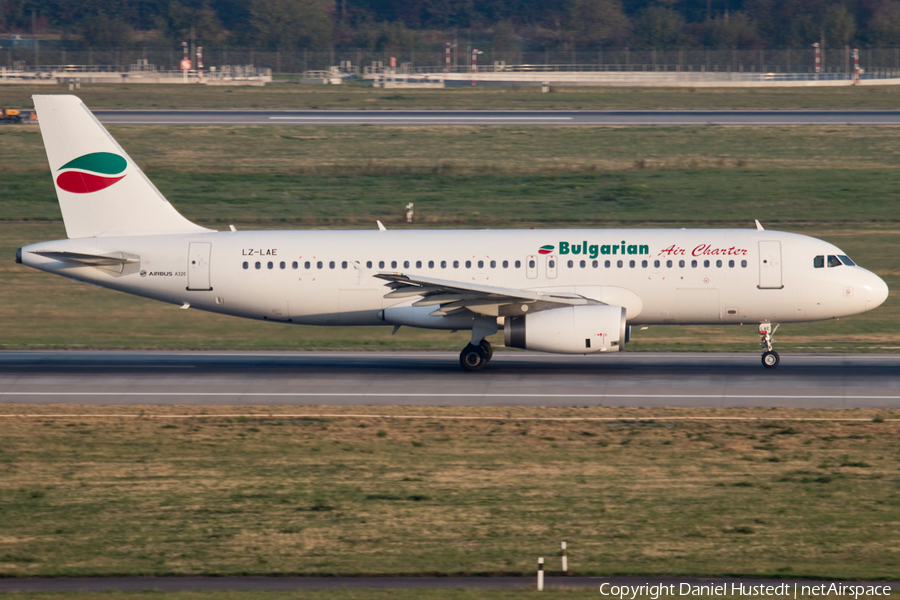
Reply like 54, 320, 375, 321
0, 407, 898, 578
7, 82, 900, 110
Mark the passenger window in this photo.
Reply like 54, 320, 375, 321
666, 260, 673, 268
617, 260, 623, 268
317, 261, 323, 269
839, 255, 855, 266
342, 261, 348, 269
378, 261, 385, 269
629, 260, 635, 268
565, 260, 571, 268
716, 260, 722, 268
827, 255, 842, 267
366, 260, 373, 269
465, 260, 471, 268
728, 260, 735, 268
490, 260, 495, 268
403, 261, 409, 268
416, 260, 422, 268
550, 259, 557, 268
428, 260, 434, 268
741, 260, 747, 268
267, 261, 273, 269
580, 260, 586, 268
441, 260, 447, 268
329, 261, 335, 269
654, 260, 660, 268
453, 260, 459, 268
515, 260, 521, 268
605, 260, 611, 268
242, 261, 249, 269
305, 261, 311, 269
502, 260, 509, 268
478, 260, 485, 268
678, 260, 685, 268
690, 260, 697, 268
280, 261, 286, 269
255, 261, 261, 269
703, 260, 709, 268
292, 261, 298, 269
528, 259, 535, 268
641, 260, 648, 268
592, 260, 599, 268
391, 261, 397, 269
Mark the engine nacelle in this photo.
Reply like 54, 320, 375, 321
504, 305, 627, 354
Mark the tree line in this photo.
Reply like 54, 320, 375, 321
2, 0, 900, 51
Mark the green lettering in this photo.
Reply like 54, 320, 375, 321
627, 245, 637, 255
612, 245, 618, 255
589, 244, 599, 259
572, 242, 581, 255
639, 244, 649, 255
601, 245, 611, 255
559, 241, 569, 255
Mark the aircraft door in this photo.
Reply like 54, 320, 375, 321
758, 241, 783, 289
526, 255, 538, 279
187, 242, 212, 291
546, 255, 558, 279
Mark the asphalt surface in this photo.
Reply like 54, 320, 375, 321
92, 109, 900, 126
0, 575, 895, 593
1, 351, 899, 408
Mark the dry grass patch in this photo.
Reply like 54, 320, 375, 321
0, 406, 898, 578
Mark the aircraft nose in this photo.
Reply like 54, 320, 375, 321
864, 272, 889, 311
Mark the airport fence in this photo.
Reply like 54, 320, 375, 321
5, 46, 900, 77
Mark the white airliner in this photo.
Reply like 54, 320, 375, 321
16, 95, 889, 371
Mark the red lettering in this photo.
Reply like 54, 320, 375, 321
692, 244, 707, 257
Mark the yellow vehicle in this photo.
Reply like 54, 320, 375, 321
0, 108, 25, 124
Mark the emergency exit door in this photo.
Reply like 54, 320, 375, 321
187, 242, 212, 291
758, 241, 782, 289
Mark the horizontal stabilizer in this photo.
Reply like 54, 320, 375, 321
31, 250, 139, 266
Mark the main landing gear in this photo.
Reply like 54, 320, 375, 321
759, 323, 780, 369
460, 340, 494, 371
459, 316, 498, 372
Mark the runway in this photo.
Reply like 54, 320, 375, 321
0, 575, 895, 593
92, 109, 900, 126
1, 352, 899, 408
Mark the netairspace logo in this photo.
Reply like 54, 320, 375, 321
56, 152, 127, 194
599, 583, 893, 600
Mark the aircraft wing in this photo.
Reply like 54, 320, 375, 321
374, 272, 597, 317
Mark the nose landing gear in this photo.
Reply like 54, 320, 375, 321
759, 323, 780, 369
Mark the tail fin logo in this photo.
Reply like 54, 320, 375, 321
538, 245, 554, 255
56, 152, 127, 194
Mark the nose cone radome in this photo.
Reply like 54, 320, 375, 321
864, 272, 889, 311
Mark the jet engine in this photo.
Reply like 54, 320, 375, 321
504, 305, 627, 354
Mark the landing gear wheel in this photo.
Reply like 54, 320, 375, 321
479, 340, 494, 363
460, 344, 488, 372
761, 350, 780, 369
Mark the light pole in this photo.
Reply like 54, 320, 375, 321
471, 49, 483, 86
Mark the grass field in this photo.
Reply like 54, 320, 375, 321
0, 406, 898, 579
1, 123, 897, 351
6, 81, 900, 110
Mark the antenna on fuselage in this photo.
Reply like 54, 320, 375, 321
755, 220, 765, 231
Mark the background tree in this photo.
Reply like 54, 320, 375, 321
629, 4, 687, 48
567, 0, 630, 47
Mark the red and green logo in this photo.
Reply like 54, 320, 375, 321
56, 152, 127, 194
538, 244, 554, 255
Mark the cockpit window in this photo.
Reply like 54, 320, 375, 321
838, 255, 855, 266
813, 255, 824, 268
827, 255, 842, 267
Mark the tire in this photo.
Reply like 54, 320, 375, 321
479, 339, 494, 363
761, 350, 780, 369
460, 344, 487, 372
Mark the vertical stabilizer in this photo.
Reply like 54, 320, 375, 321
33, 95, 212, 239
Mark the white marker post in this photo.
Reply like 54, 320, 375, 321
561, 541, 567, 573
537, 557, 544, 591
